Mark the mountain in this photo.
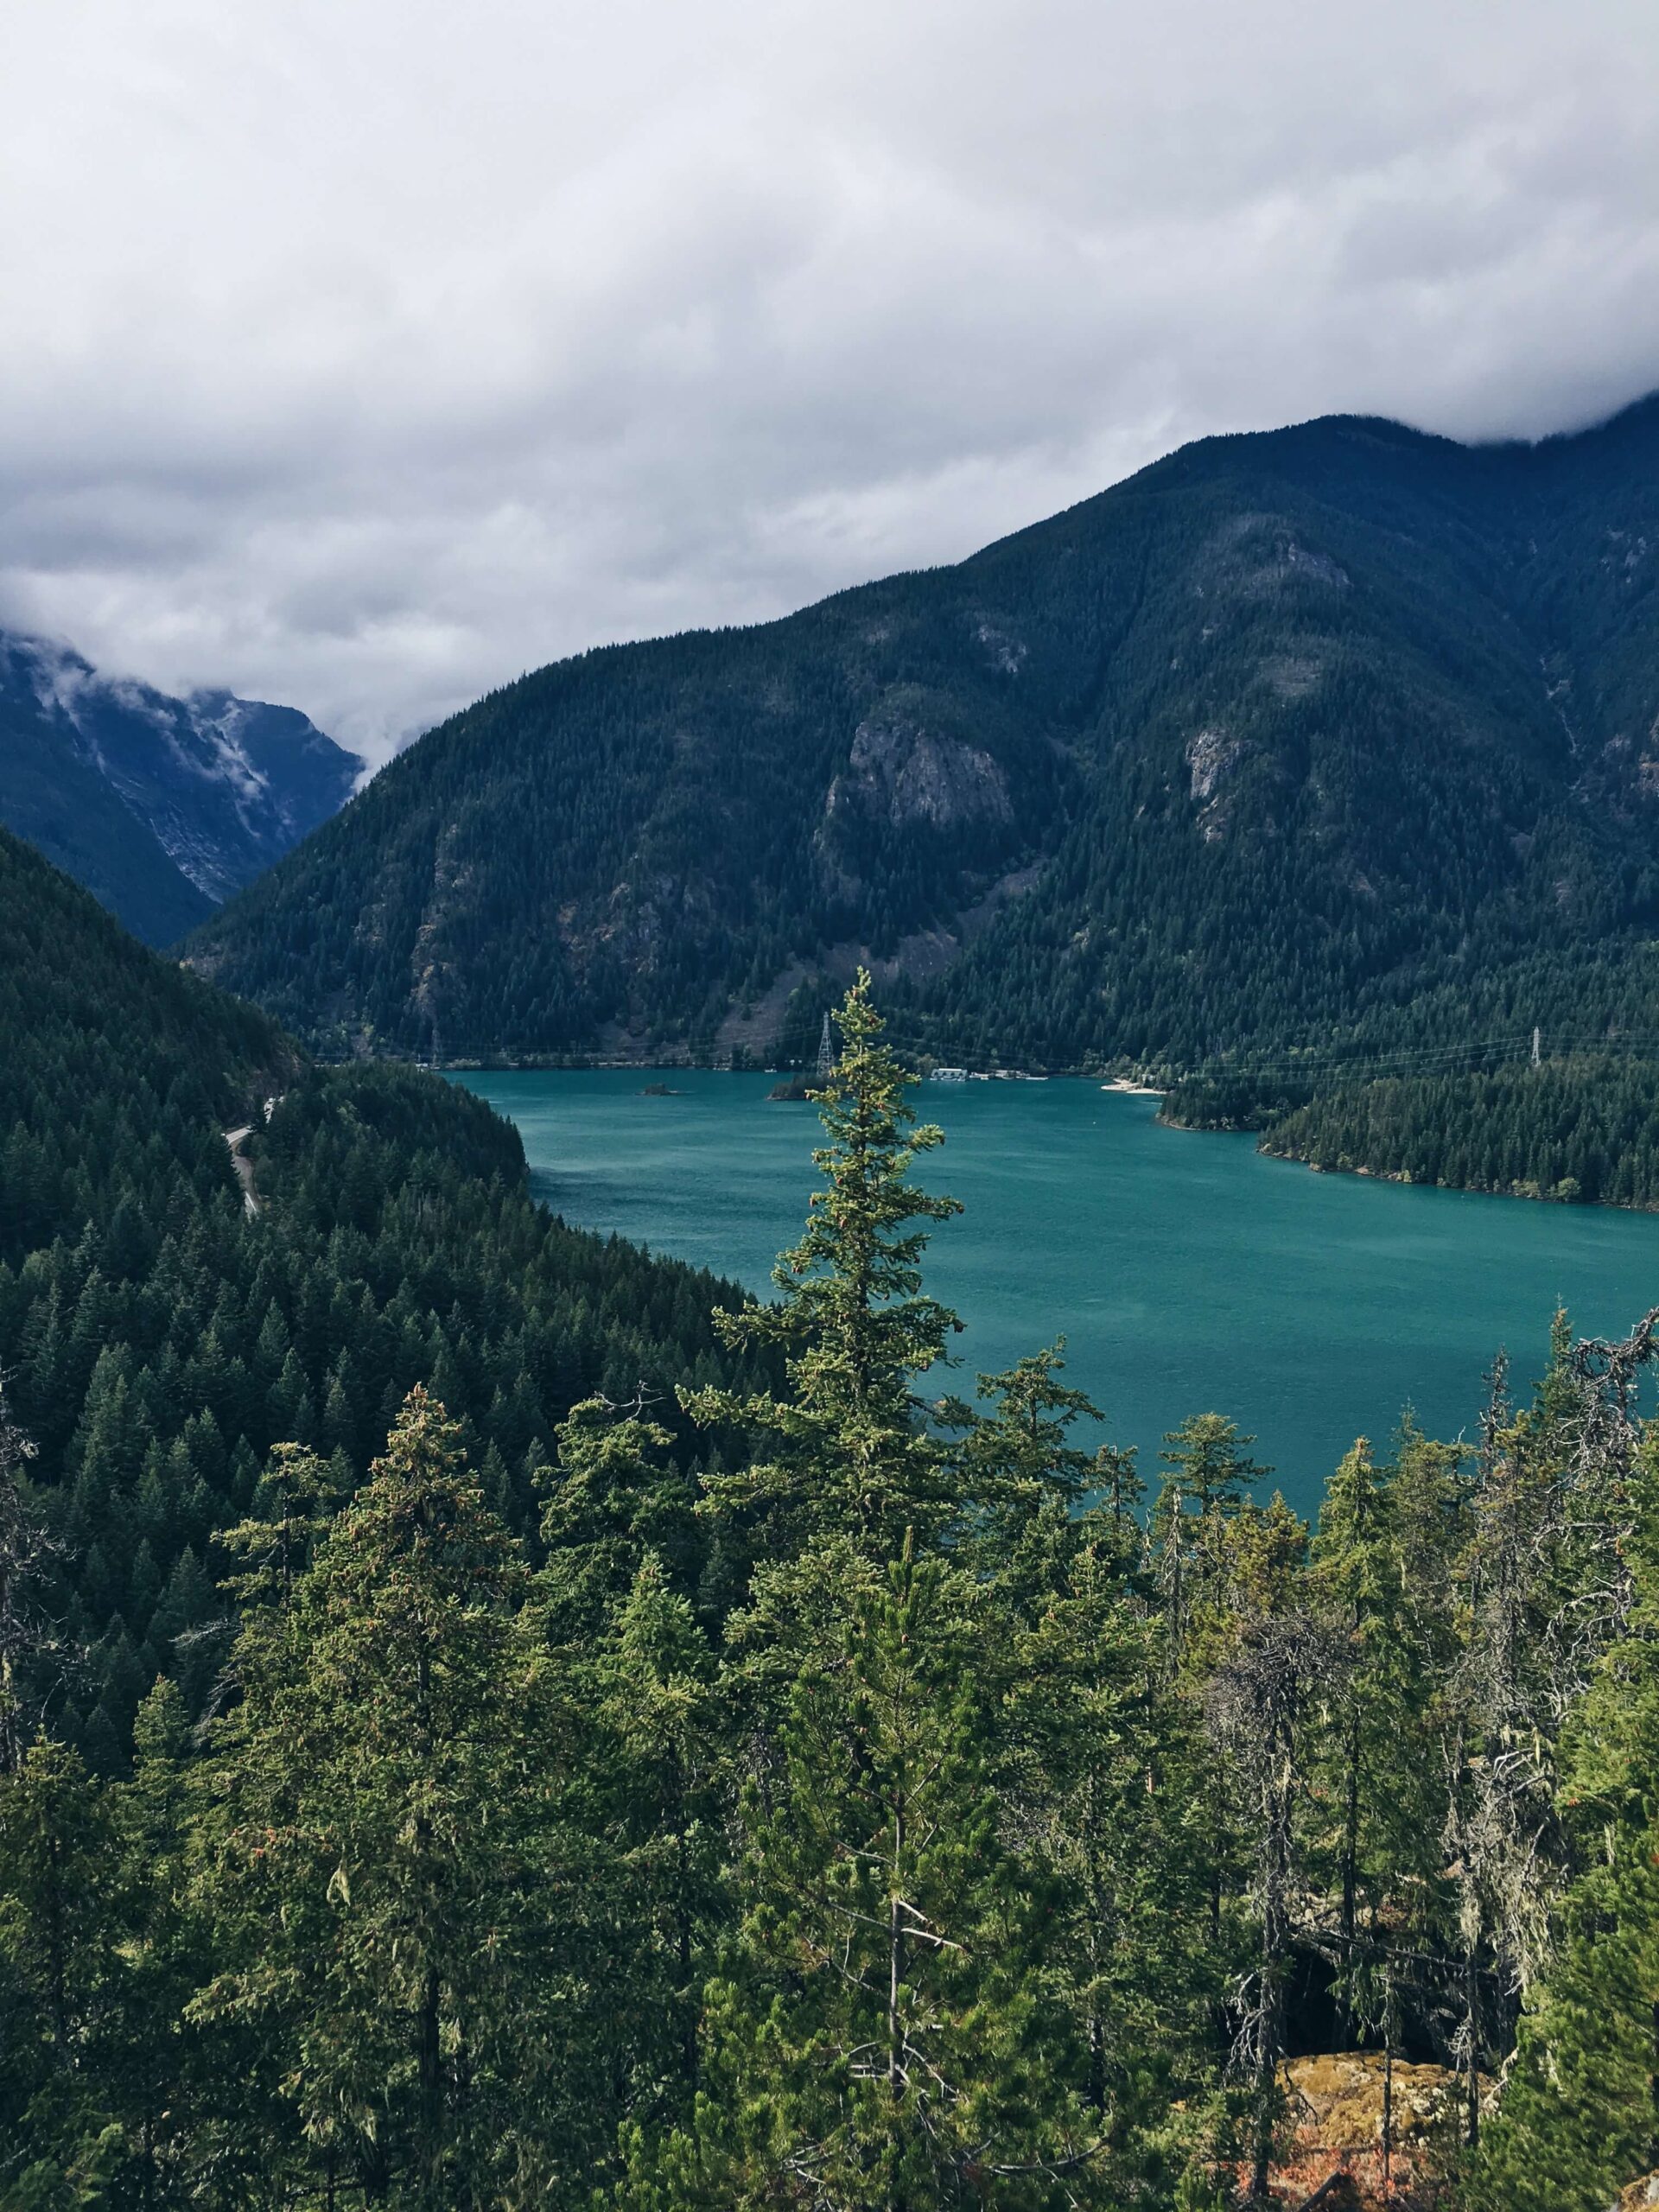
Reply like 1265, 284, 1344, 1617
185, 397, 1659, 1070
0, 816, 296, 1142
0, 630, 361, 944
0, 818, 765, 1770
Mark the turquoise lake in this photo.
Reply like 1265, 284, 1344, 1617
453, 1070, 1659, 1518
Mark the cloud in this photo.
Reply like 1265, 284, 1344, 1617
0, 0, 1656, 762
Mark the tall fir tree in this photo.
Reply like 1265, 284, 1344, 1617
0, 1737, 125, 2204
1153, 1415, 1270, 1678
999, 1529, 1220, 2199
684, 974, 962, 1560
1307, 1438, 1440, 2037
190, 1388, 610, 2208
949, 1339, 1105, 1613
1465, 1433, 1659, 2209
0, 1378, 50, 1778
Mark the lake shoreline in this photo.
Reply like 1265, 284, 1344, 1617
1259, 1141, 1659, 1216
435, 1055, 1659, 1222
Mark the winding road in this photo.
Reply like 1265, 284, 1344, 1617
224, 1126, 259, 1217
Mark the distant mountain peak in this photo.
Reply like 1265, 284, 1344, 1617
0, 628, 361, 941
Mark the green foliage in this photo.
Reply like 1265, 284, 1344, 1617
0, 832, 772, 1762
15, 871, 1659, 2206
1464, 1435, 1659, 2209
1307, 1439, 1447, 2031
1151, 1414, 1271, 1672
190, 1386, 605, 2206
0, 1739, 125, 2203
632, 1537, 1104, 2209
949, 1339, 1106, 1604
999, 1535, 1217, 2190
1243, 1053, 1659, 1210
685, 975, 962, 1554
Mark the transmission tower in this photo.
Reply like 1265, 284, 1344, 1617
1532, 1026, 1541, 1068
817, 1012, 837, 1082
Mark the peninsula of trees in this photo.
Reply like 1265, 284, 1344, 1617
1163, 1052, 1659, 1211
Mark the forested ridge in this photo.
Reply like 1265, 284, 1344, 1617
187, 397, 1659, 1084
1164, 1052, 1659, 1211
6, 922, 1659, 2206
0, 827, 770, 1770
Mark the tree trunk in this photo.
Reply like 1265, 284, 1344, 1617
677, 1811, 697, 2082
1382, 2037, 1393, 2190
888, 1810, 906, 2098
43, 1818, 68, 2062
1339, 1711, 1360, 2037
419, 1960, 443, 2203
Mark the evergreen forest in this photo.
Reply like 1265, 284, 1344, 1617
1163, 1052, 1659, 1211
0, 825, 770, 1770
6, 855, 1659, 2209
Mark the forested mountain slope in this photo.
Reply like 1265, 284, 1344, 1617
188, 397, 1659, 1067
0, 630, 360, 944
0, 828, 767, 1766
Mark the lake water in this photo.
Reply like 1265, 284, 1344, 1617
453, 1070, 1659, 1519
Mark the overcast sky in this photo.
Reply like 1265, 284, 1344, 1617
2, 0, 1657, 765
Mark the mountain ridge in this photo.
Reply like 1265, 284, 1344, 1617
186, 394, 1659, 1067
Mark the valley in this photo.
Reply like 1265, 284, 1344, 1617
7, 404, 1659, 2210
10, 10, 1659, 2200
0, 629, 360, 944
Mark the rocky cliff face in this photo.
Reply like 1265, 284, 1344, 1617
0, 631, 360, 943
828, 715, 1013, 832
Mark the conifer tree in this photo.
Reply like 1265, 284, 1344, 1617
1465, 1433, 1659, 2209
950, 1339, 1104, 1611
628, 1536, 1103, 2209
0, 1376, 53, 1777
0, 1737, 124, 2201
214, 1440, 345, 1615
597, 1553, 725, 2099
1000, 1529, 1217, 2194
1308, 1438, 1438, 2033
684, 974, 962, 1557
1153, 1415, 1269, 1675
1438, 1343, 1604, 2140
108, 1677, 207, 2204
536, 1392, 688, 1638
191, 1388, 592, 2207
1091, 1440, 1147, 1577
1204, 1542, 1332, 2202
